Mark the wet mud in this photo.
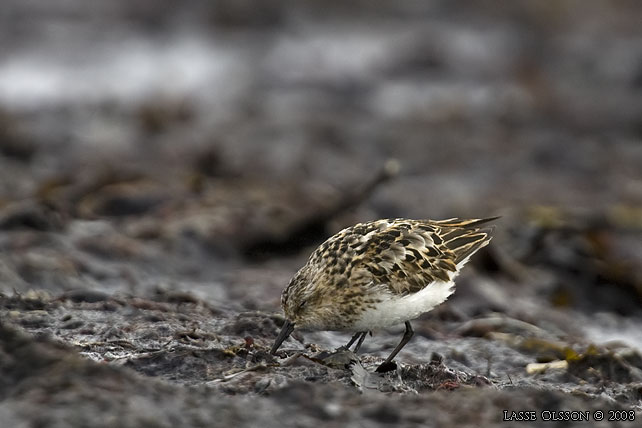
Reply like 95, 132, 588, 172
2, 1, 642, 426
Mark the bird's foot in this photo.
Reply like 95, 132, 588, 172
375, 361, 397, 373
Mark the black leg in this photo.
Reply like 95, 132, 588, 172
376, 321, 414, 372
353, 331, 368, 353
345, 331, 367, 353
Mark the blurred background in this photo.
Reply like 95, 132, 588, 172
2, 1, 642, 425
3, 0, 642, 324
2, 0, 642, 409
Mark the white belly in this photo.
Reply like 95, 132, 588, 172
351, 280, 455, 331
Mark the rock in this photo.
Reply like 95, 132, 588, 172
0, 201, 63, 231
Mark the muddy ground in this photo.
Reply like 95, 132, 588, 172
1, 1, 642, 427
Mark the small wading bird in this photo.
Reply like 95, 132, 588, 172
271, 217, 497, 372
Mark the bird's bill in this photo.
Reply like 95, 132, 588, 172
270, 319, 295, 355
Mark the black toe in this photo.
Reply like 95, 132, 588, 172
375, 361, 397, 373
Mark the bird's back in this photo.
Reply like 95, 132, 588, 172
309, 217, 496, 295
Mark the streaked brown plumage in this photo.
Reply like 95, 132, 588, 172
271, 217, 497, 371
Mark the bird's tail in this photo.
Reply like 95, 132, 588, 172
433, 217, 498, 265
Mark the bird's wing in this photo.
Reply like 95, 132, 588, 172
347, 218, 496, 294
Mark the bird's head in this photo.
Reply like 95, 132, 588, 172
270, 266, 334, 354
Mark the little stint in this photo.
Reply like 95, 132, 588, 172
271, 217, 497, 372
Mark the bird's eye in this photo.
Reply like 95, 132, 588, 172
298, 300, 307, 310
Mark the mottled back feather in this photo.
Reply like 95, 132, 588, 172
306, 217, 496, 295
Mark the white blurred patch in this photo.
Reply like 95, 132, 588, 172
0, 34, 247, 109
